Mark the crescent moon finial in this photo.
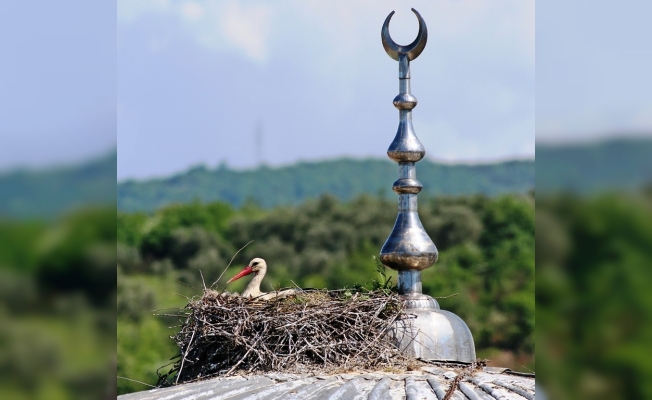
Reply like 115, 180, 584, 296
381, 8, 428, 61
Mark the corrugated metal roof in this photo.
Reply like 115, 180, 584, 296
118, 366, 535, 400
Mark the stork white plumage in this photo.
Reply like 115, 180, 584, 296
227, 258, 296, 300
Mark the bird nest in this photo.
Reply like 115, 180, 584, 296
157, 288, 415, 386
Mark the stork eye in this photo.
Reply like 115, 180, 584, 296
252, 262, 258, 266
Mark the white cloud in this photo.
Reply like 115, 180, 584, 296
118, 0, 533, 71
181, 2, 204, 21
220, 1, 271, 62
119, 0, 273, 63
118, 0, 535, 168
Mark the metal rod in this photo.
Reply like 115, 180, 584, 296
379, 8, 437, 292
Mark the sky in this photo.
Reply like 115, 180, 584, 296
116, 0, 535, 180
536, 0, 652, 143
1, 1, 650, 179
0, 0, 116, 171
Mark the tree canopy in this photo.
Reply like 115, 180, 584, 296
116, 193, 535, 394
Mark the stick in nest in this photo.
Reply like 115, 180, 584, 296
158, 288, 414, 385
210, 240, 253, 289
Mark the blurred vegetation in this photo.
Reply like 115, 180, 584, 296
0, 150, 116, 219
118, 158, 534, 212
536, 138, 652, 193
117, 193, 535, 394
6, 141, 650, 398
536, 190, 652, 399
0, 206, 116, 399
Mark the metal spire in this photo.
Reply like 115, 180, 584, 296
380, 8, 437, 295
380, 9, 476, 362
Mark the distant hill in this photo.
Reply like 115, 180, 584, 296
536, 137, 652, 192
0, 151, 116, 218
3, 138, 648, 217
118, 158, 534, 212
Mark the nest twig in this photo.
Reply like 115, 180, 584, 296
157, 288, 412, 385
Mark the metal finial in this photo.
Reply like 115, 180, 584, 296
379, 9, 476, 362
381, 8, 428, 62
380, 8, 437, 291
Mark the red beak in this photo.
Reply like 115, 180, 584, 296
227, 266, 254, 283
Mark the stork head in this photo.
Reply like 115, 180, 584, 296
227, 258, 267, 284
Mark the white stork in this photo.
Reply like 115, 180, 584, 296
227, 258, 297, 300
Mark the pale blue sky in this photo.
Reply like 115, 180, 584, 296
117, 0, 535, 180
0, 0, 116, 170
536, 0, 652, 143
2, 1, 650, 178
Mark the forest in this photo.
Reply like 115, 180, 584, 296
116, 192, 535, 394
0, 151, 116, 218
536, 189, 652, 399
2, 139, 650, 398
118, 158, 534, 212
4, 185, 649, 398
0, 207, 116, 399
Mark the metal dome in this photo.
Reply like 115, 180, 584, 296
388, 295, 476, 363
118, 365, 535, 400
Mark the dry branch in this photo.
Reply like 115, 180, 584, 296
157, 288, 412, 385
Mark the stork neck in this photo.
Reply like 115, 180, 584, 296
243, 270, 265, 297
